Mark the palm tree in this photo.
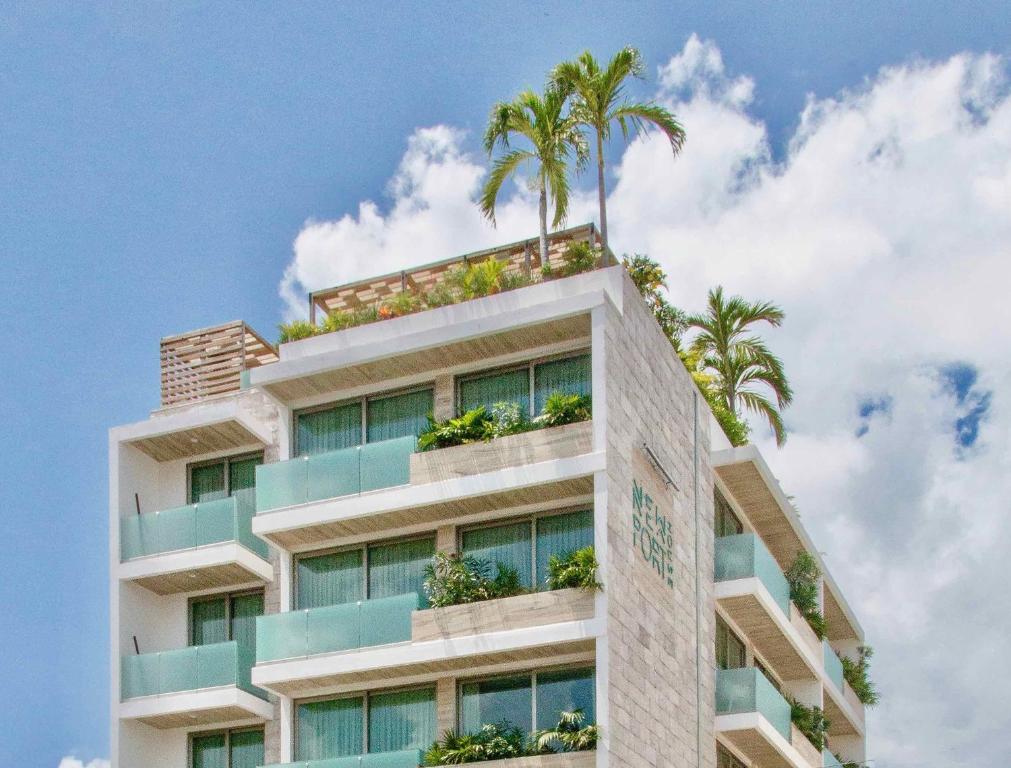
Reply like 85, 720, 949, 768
481, 85, 588, 265
551, 47, 685, 261
686, 287, 793, 445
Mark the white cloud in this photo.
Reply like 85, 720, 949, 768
59, 758, 110, 768
278, 37, 1011, 767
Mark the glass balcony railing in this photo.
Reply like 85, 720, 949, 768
121, 641, 266, 700
255, 436, 416, 513
714, 533, 792, 616
256, 592, 421, 663
823, 749, 843, 767
261, 750, 423, 768
715, 667, 792, 741
120, 493, 268, 561
823, 640, 845, 691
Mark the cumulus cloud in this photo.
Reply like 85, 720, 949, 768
278, 36, 1011, 767
59, 758, 110, 768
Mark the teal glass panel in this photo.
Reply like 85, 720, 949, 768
121, 653, 159, 699
233, 498, 269, 559
229, 729, 265, 768
462, 521, 533, 587
120, 516, 143, 560
159, 647, 198, 693
367, 389, 434, 443
297, 402, 363, 457
460, 675, 532, 734
297, 549, 364, 610
533, 354, 591, 414
307, 601, 361, 655
714, 533, 791, 616
361, 750, 425, 768
191, 462, 227, 503
535, 510, 594, 587
297, 696, 364, 760
194, 497, 236, 548
715, 667, 791, 741
191, 598, 228, 646
307, 446, 361, 503
196, 641, 237, 689
459, 368, 530, 416
256, 610, 308, 662
191, 732, 227, 768
368, 688, 436, 753
231, 593, 264, 649
255, 458, 309, 512
229, 456, 261, 494
823, 641, 845, 691
535, 667, 595, 730
157, 503, 199, 555
823, 750, 843, 767
359, 436, 415, 492
360, 593, 419, 647
368, 538, 435, 604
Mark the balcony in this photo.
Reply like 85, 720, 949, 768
118, 495, 272, 594
253, 421, 598, 551
253, 590, 597, 697
261, 749, 422, 768
120, 641, 271, 729
716, 667, 819, 768
822, 642, 865, 737
715, 534, 820, 681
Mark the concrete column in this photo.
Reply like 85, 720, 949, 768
436, 677, 457, 734
433, 374, 455, 420
436, 524, 457, 554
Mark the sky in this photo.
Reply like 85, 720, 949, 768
1, 3, 1009, 767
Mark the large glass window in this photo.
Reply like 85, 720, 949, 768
461, 510, 593, 589
295, 688, 435, 760
188, 453, 263, 504
460, 667, 595, 735
457, 353, 590, 418
715, 490, 743, 538
715, 616, 746, 670
295, 537, 435, 610
190, 591, 264, 648
191, 728, 263, 768
295, 388, 434, 457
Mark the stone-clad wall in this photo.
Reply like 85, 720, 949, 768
602, 273, 716, 768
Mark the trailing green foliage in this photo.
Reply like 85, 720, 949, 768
789, 699, 830, 751
531, 709, 599, 754
422, 552, 526, 609
785, 551, 827, 639
546, 546, 602, 592
840, 645, 879, 706
423, 712, 598, 765
417, 406, 494, 452
832, 752, 861, 768
277, 320, 319, 344
542, 241, 599, 279
536, 392, 592, 428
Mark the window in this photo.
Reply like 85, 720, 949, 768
715, 616, 746, 670
715, 490, 743, 538
459, 667, 595, 735
717, 743, 747, 768
295, 387, 434, 457
188, 452, 263, 505
191, 728, 264, 768
295, 537, 436, 610
295, 687, 436, 760
190, 591, 264, 648
457, 353, 591, 418
460, 509, 593, 589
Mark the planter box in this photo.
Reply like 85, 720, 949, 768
455, 752, 596, 768
412, 589, 596, 642
789, 605, 822, 659
409, 421, 593, 485
790, 724, 822, 768
843, 680, 865, 721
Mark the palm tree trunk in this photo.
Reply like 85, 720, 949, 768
596, 131, 608, 266
538, 182, 549, 266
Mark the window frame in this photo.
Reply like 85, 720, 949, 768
187, 588, 265, 647
714, 488, 744, 538
293, 683, 437, 760
292, 383, 436, 457
188, 725, 264, 768
186, 450, 264, 505
455, 349, 591, 419
715, 615, 747, 671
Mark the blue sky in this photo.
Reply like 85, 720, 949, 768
1, 3, 1009, 766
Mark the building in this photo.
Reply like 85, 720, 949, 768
109, 224, 868, 768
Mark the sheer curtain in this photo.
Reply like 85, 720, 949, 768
297, 696, 364, 759
190, 597, 227, 646
461, 522, 533, 587
190, 733, 227, 768
296, 550, 365, 609
190, 462, 226, 503
535, 510, 594, 587
366, 389, 434, 443
296, 402, 363, 456
228, 730, 264, 768
459, 368, 531, 416
368, 539, 435, 605
229, 593, 263, 649
535, 667, 595, 729
533, 354, 591, 414
368, 688, 437, 753
229, 457, 261, 496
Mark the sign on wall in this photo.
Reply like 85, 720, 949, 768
631, 451, 676, 589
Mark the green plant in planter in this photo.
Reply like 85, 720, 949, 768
418, 407, 493, 452
535, 392, 592, 428
785, 551, 827, 639
322, 305, 381, 333
531, 709, 599, 754
423, 552, 525, 608
546, 546, 602, 592
277, 320, 319, 344
424, 280, 459, 309
840, 645, 879, 706
789, 699, 829, 751
487, 401, 534, 438
379, 289, 423, 319
423, 722, 528, 765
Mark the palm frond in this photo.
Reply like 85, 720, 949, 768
479, 149, 532, 225
737, 389, 788, 445
611, 102, 686, 153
